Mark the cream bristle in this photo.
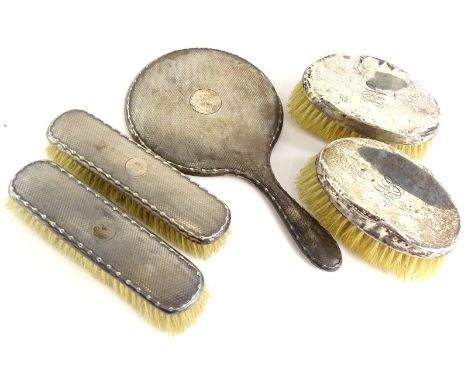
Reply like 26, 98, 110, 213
289, 82, 432, 160
7, 198, 208, 334
296, 157, 445, 280
46, 145, 229, 259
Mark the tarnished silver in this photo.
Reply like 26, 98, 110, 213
9, 161, 204, 313
47, 110, 230, 244
316, 138, 460, 258
190, 89, 222, 115
126, 48, 341, 271
303, 54, 440, 145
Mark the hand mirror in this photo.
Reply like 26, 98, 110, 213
126, 48, 341, 271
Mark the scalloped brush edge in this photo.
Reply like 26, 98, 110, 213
296, 156, 445, 280
289, 83, 432, 160
46, 145, 229, 259
7, 198, 209, 334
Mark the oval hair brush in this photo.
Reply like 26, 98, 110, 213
297, 138, 460, 280
46, 109, 230, 259
8, 161, 208, 334
289, 54, 440, 159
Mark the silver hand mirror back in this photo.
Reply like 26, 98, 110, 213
126, 48, 341, 271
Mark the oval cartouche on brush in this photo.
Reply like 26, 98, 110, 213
46, 110, 230, 259
297, 138, 460, 279
289, 54, 440, 159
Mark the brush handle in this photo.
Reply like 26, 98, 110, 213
251, 164, 341, 271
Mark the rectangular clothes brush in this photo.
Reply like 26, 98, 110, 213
8, 161, 208, 334
46, 109, 230, 259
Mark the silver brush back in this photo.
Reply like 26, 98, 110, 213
316, 138, 460, 258
9, 161, 204, 314
302, 54, 439, 145
47, 110, 230, 244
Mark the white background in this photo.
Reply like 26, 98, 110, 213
1, 1, 466, 381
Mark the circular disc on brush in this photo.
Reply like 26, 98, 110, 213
316, 138, 460, 260
291, 54, 440, 157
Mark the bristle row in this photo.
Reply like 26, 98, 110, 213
46, 145, 228, 259
296, 158, 445, 280
7, 199, 208, 334
289, 83, 432, 160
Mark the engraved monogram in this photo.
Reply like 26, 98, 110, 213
375, 177, 403, 206
362, 81, 386, 108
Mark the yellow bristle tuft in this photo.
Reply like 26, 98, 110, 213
7, 198, 208, 334
289, 82, 432, 160
296, 157, 445, 280
46, 145, 228, 259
